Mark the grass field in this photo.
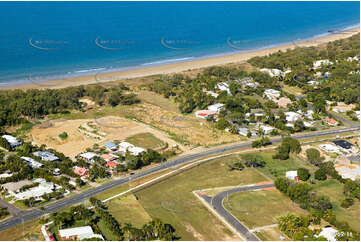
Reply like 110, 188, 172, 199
223, 189, 307, 229
311, 179, 360, 232
0, 218, 42, 241
125, 132, 166, 150
104, 194, 152, 227
243, 151, 316, 179
255, 226, 289, 241
133, 155, 267, 240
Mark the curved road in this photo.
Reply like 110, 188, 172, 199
0, 125, 359, 232
200, 183, 275, 241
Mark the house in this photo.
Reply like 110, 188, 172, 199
104, 142, 117, 151
285, 112, 301, 123
239, 77, 259, 88
325, 117, 338, 126
313, 59, 333, 68
0, 173, 13, 179
118, 142, 135, 153
33, 151, 59, 162
73, 167, 89, 177
316, 226, 338, 242
128, 146, 146, 156
79, 152, 98, 162
21, 156, 43, 168
106, 161, 118, 168
205, 90, 219, 98
101, 154, 119, 162
207, 103, 224, 113
238, 127, 257, 137
215, 82, 231, 95
303, 121, 315, 128
53, 168, 61, 176
59, 226, 104, 241
278, 97, 292, 108
346, 56, 359, 62
319, 144, 339, 153
195, 110, 216, 119
305, 110, 314, 120
1, 180, 33, 195
335, 165, 360, 181
14, 180, 58, 200
264, 89, 280, 100
260, 125, 274, 135
355, 111, 360, 120
286, 170, 299, 182
332, 140, 353, 151
260, 68, 282, 77
307, 80, 318, 86
1, 135, 22, 148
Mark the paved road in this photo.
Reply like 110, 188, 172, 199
0, 199, 21, 216
0, 125, 358, 232
200, 183, 275, 241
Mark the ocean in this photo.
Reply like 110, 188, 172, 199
0, 1, 359, 86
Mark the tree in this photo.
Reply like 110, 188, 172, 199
297, 168, 310, 181
228, 161, 244, 171
341, 198, 354, 208
275, 177, 291, 193
344, 179, 360, 199
215, 117, 229, 130
314, 168, 327, 181
273, 137, 301, 160
306, 148, 324, 166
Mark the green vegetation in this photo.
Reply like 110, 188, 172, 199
125, 132, 165, 150
273, 137, 301, 160
58, 132, 68, 140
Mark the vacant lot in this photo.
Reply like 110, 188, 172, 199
133, 155, 267, 240
312, 179, 360, 232
255, 226, 289, 241
125, 132, 166, 150
0, 218, 42, 241
224, 189, 307, 229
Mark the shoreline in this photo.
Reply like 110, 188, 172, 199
1, 27, 359, 90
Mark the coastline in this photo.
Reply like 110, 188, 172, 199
1, 27, 359, 90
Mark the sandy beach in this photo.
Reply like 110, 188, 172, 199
2, 27, 359, 90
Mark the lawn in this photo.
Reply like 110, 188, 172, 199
311, 179, 360, 232
125, 132, 166, 150
134, 155, 267, 240
243, 151, 316, 179
223, 189, 308, 229
255, 226, 289, 241
104, 194, 152, 227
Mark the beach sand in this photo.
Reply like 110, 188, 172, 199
1, 27, 359, 90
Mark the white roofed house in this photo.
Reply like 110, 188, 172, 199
316, 226, 338, 242
285, 111, 302, 123
79, 152, 98, 163
286, 170, 299, 182
207, 103, 224, 113
313, 59, 333, 68
264, 89, 280, 101
21, 156, 43, 168
1, 135, 22, 149
14, 180, 60, 200
128, 146, 146, 156
33, 151, 59, 162
59, 226, 104, 241
118, 142, 135, 154
259, 125, 274, 135
215, 82, 231, 95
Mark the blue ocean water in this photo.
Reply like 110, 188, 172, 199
0, 1, 359, 86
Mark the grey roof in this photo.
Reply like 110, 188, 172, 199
1, 180, 33, 192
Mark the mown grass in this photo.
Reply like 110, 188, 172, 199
312, 179, 360, 232
134, 155, 267, 240
125, 132, 166, 150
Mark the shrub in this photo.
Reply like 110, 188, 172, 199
341, 198, 354, 208
314, 168, 327, 181
297, 168, 310, 181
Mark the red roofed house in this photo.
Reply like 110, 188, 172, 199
195, 110, 216, 119
106, 161, 118, 168
278, 97, 292, 108
325, 117, 339, 126
101, 154, 119, 162
73, 167, 89, 177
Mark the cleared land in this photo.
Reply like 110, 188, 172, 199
125, 132, 166, 150
223, 189, 307, 229
133, 155, 267, 240
312, 179, 360, 232
0, 218, 42, 241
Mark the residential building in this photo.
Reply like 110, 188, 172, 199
325, 117, 338, 126
260, 125, 274, 135
14, 180, 58, 200
101, 154, 119, 162
285, 112, 301, 123
0, 173, 13, 179
305, 110, 314, 120
332, 140, 353, 151
277, 97, 292, 108
195, 110, 216, 119
106, 161, 118, 168
21, 156, 43, 168
335, 165, 360, 181
118, 142, 135, 153
128, 146, 146, 156
33, 151, 59, 162
316, 226, 338, 242
207, 103, 224, 113
313, 59, 333, 68
319, 144, 340, 153
1, 135, 21, 148
205, 90, 219, 98
215, 82, 231, 95
238, 127, 256, 137
79, 152, 98, 162
73, 167, 89, 177
264, 89, 280, 100
303, 121, 315, 128
59, 226, 104, 241
104, 142, 117, 151
307, 80, 318, 86
286, 170, 299, 182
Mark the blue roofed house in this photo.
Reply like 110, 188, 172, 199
104, 142, 117, 152
33, 151, 59, 162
